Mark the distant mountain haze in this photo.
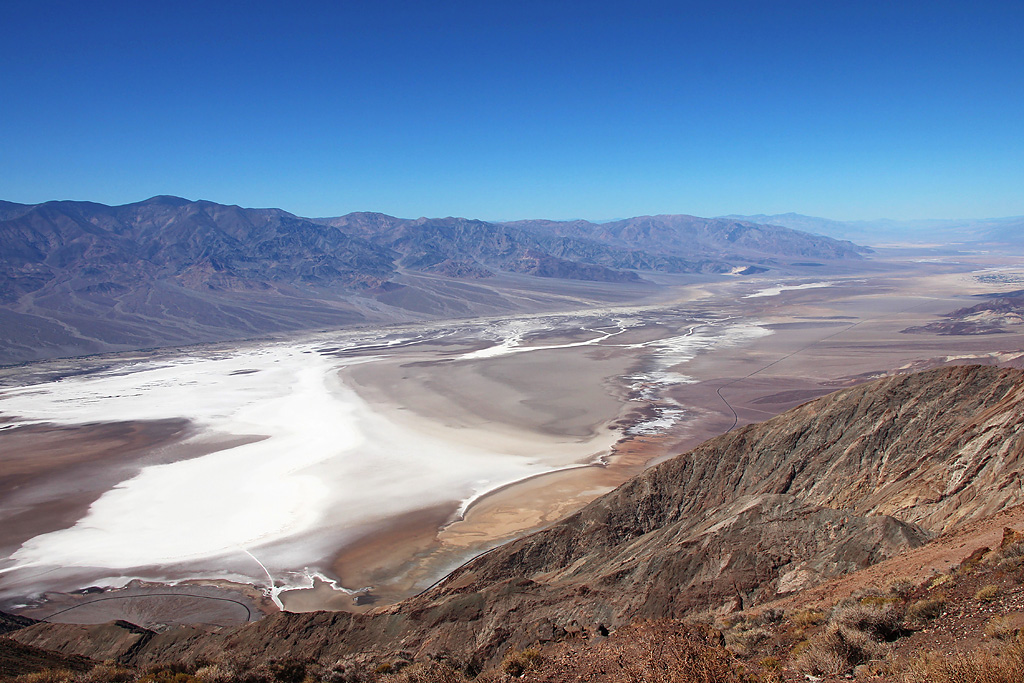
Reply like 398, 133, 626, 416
0, 196, 865, 364
724, 212, 1024, 245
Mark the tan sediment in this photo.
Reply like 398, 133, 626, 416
285, 503, 462, 612
342, 343, 637, 446
0, 420, 190, 554
312, 336, 650, 611
317, 434, 677, 613
438, 434, 672, 550
0, 420, 268, 557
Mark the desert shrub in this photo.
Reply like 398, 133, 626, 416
378, 659, 466, 683
744, 609, 784, 628
794, 624, 886, 676
723, 610, 786, 657
14, 671, 81, 683
830, 602, 903, 641
500, 648, 541, 678
267, 660, 307, 683
788, 638, 810, 659
684, 609, 717, 626
194, 663, 239, 683
886, 577, 917, 599
518, 619, 744, 683
850, 585, 885, 601
788, 608, 825, 629
754, 656, 785, 683
930, 573, 954, 589
84, 664, 137, 683
321, 660, 371, 683
194, 658, 310, 683
900, 642, 1024, 683
983, 615, 1020, 640
714, 614, 739, 630
138, 671, 202, 683
859, 594, 900, 607
975, 584, 1001, 602
724, 626, 770, 656
145, 663, 196, 676
612, 623, 743, 683
905, 597, 946, 624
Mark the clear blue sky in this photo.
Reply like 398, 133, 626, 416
2, 1, 1022, 221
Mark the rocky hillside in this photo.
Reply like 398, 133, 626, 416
0, 196, 396, 299
506, 214, 867, 260
903, 289, 1024, 336
7, 365, 1023, 673
0, 197, 863, 364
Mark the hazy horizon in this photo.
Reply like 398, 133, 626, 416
4, 194, 1023, 229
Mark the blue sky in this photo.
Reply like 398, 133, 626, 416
2, 1, 1022, 221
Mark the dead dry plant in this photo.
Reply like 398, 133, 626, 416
983, 615, 1020, 640
899, 641, 1024, 683
830, 601, 904, 640
377, 659, 467, 683
905, 597, 946, 625
794, 624, 887, 676
975, 584, 1001, 602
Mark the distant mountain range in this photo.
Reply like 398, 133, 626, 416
723, 212, 1024, 245
0, 196, 864, 364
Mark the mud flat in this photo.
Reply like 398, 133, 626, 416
320, 253, 1024, 611
3, 251, 1024, 619
0, 317, 650, 615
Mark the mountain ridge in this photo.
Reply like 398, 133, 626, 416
0, 196, 865, 365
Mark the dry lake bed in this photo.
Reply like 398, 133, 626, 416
3, 250, 1024, 627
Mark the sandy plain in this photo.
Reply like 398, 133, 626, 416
3, 248, 1024, 622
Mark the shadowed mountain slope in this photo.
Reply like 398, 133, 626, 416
507, 214, 867, 260
10, 365, 1024, 670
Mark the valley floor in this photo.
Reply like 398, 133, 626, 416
1, 248, 1024, 627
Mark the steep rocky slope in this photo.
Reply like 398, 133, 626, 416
902, 289, 1024, 336
8, 365, 1024, 671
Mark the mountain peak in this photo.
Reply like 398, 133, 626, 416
132, 195, 193, 207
